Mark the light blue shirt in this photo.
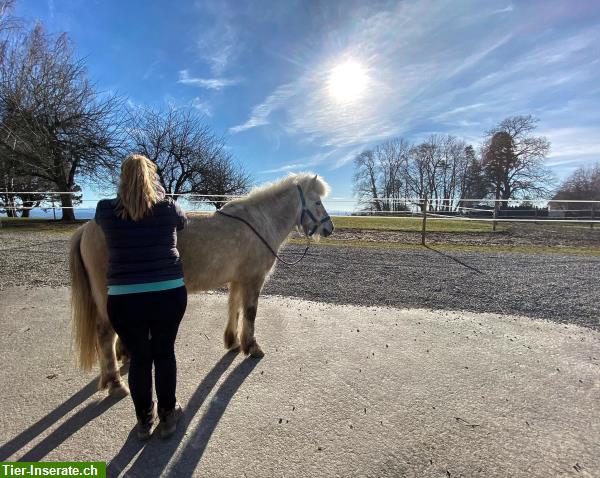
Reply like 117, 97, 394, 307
108, 278, 185, 295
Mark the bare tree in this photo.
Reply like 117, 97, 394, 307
407, 135, 457, 211
0, 152, 57, 217
353, 140, 411, 213
482, 115, 553, 203
354, 135, 472, 214
353, 149, 382, 211
551, 162, 600, 212
127, 106, 250, 207
0, 24, 125, 220
437, 135, 468, 211
377, 138, 410, 211
406, 141, 436, 210
0, 0, 18, 55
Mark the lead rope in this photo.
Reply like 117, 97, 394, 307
215, 210, 311, 267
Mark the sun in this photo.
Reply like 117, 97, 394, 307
327, 60, 368, 103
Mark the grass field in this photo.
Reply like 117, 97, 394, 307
330, 215, 506, 233
2, 214, 598, 255
286, 237, 600, 256
0, 214, 501, 233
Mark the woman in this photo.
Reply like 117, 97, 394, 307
95, 154, 187, 440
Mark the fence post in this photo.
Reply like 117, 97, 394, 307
421, 195, 428, 246
492, 200, 498, 232
592, 205, 595, 229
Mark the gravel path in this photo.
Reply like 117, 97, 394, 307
266, 245, 600, 330
1, 227, 598, 330
0, 229, 600, 330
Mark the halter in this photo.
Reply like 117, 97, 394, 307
297, 185, 331, 236
215, 185, 330, 266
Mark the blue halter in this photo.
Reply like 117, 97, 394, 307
297, 185, 331, 236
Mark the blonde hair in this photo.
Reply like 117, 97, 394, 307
116, 154, 164, 221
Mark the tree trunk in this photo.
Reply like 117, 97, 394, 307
369, 174, 381, 212
4, 195, 17, 217
20, 200, 36, 218
60, 193, 75, 221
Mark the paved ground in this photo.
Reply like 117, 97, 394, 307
1, 287, 599, 477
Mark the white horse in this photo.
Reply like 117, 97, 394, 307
69, 173, 333, 397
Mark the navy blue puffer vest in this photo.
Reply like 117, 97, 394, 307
94, 198, 187, 286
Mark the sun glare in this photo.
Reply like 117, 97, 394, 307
327, 60, 368, 103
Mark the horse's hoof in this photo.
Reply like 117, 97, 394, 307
224, 330, 239, 350
248, 343, 264, 358
108, 380, 129, 398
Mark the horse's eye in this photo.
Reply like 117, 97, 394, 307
316, 201, 322, 206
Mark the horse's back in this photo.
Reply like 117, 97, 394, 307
178, 213, 276, 291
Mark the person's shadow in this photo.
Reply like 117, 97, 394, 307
108, 350, 260, 478
0, 365, 129, 461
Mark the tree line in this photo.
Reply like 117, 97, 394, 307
352, 114, 566, 213
0, 0, 250, 220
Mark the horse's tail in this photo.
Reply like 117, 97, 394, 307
69, 225, 98, 371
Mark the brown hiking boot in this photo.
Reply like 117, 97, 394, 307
158, 403, 183, 439
136, 401, 157, 441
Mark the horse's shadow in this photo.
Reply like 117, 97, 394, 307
0, 365, 129, 461
108, 350, 260, 478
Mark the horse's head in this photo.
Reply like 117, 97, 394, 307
297, 175, 334, 238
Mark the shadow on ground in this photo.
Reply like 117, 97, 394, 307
108, 351, 260, 478
0, 364, 129, 461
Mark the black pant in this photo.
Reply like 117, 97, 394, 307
107, 286, 187, 417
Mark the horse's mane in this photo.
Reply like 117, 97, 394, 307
223, 173, 330, 210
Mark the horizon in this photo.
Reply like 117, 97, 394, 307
13, 0, 600, 203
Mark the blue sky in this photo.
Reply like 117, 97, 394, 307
15, 0, 600, 202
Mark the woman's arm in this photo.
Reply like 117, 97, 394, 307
173, 200, 187, 231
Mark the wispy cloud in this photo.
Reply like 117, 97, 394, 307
492, 5, 514, 14
229, 1, 523, 150
143, 59, 162, 81
229, 81, 298, 133
47, 0, 55, 21
223, 0, 599, 179
447, 34, 513, 78
193, 1, 238, 75
191, 97, 212, 116
433, 103, 488, 122
543, 127, 600, 164
259, 149, 343, 174
260, 163, 309, 174
178, 70, 240, 90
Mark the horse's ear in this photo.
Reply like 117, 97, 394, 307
312, 174, 318, 183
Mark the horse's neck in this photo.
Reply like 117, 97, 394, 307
251, 186, 299, 246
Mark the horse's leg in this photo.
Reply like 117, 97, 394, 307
115, 336, 130, 364
224, 282, 241, 350
96, 311, 129, 398
239, 281, 264, 358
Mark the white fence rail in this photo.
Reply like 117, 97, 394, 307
1, 191, 599, 223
